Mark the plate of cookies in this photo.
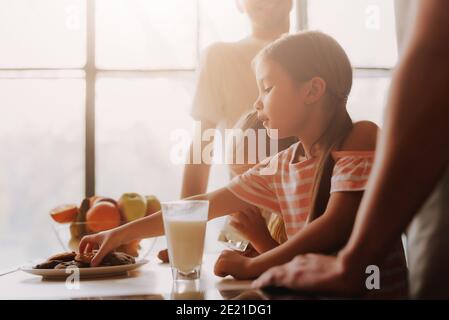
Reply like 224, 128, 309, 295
21, 251, 148, 279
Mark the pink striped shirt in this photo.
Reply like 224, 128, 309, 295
227, 142, 408, 299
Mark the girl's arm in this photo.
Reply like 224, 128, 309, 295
215, 190, 363, 278
122, 187, 251, 241
216, 123, 377, 279
253, 191, 362, 273
80, 187, 251, 266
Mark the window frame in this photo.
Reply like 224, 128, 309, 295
87, 1, 204, 197
0, 0, 395, 198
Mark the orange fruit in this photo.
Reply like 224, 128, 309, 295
89, 195, 103, 208
86, 202, 121, 233
50, 204, 79, 224
93, 197, 118, 207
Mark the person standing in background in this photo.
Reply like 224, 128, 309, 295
159, 0, 293, 261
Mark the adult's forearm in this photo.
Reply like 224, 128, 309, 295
342, 46, 449, 267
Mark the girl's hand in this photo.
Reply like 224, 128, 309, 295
79, 229, 125, 267
214, 250, 260, 280
229, 207, 274, 252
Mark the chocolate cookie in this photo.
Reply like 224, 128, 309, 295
54, 261, 89, 269
48, 251, 77, 262
74, 252, 95, 264
34, 260, 64, 269
34, 250, 135, 269
100, 252, 135, 266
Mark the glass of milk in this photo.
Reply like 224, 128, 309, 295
161, 200, 209, 281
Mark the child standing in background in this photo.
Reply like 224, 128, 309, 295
181, 0, 293, 198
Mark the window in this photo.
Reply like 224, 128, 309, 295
96, 0, 197, 70
96, 73, 195, 202
305, 0, 398, 126
0, 0, 86, 268
308, 0, 398, 68
0, 0, 396, 268
0, 0, 86, 68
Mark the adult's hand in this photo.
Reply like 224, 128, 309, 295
252, 254, 364, 297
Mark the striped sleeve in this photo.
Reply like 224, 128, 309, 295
330, 151, 375, 193
227, 156, 281, 213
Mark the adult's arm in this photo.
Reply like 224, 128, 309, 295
341, 0, 449, 268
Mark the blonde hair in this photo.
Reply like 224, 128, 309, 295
254, 31, 354, 222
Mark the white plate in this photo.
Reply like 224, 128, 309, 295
21, 259, 149, 279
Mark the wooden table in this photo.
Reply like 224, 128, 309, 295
0, 252, 263, 300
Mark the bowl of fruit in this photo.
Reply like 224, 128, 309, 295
50, 193, 161, 259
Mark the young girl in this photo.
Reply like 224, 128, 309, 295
80, 31, 408, 298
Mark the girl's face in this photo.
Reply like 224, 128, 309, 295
254, 56, 313, 139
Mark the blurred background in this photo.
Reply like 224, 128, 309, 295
0, 0, 399, 269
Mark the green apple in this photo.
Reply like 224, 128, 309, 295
145, 195, 161, 216
118, 193, 147, 222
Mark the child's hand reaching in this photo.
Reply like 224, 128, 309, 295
79, 229, 125, 267
229, 207, 278, 253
